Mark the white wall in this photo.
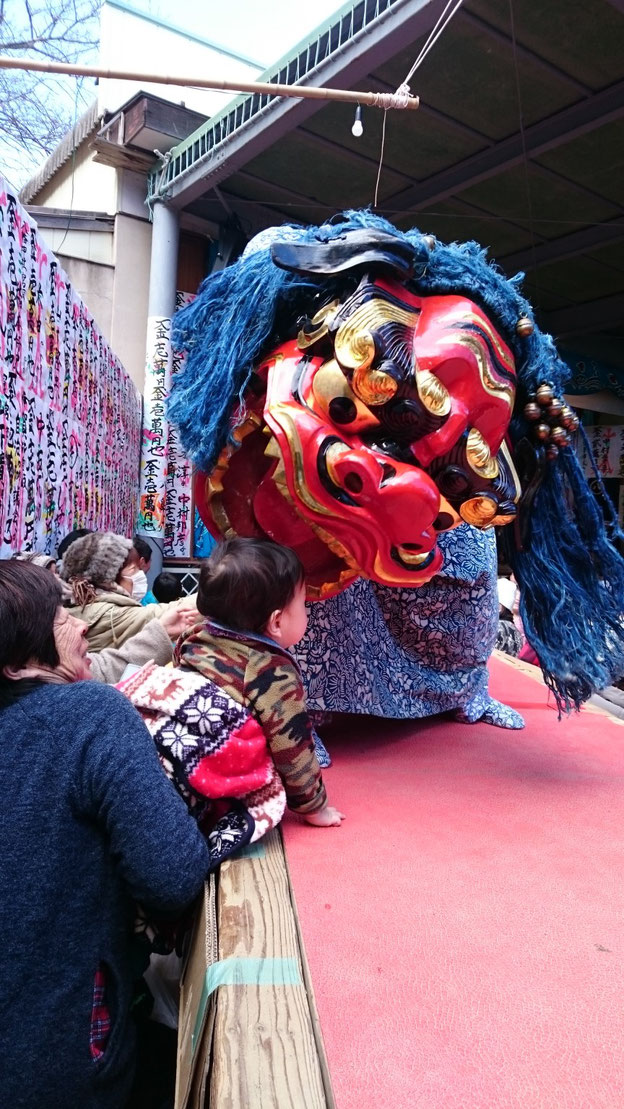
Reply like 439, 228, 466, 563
110, 211, 153, 388
44, 228, 114, 268
32, 147, 119, 215
98, 2, 262, 120
118, 168, 153, 220
55, 255, 115, 342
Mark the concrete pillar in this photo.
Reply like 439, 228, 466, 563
137, 199, 179, 582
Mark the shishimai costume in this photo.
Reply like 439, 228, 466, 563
169, 211, 624, 727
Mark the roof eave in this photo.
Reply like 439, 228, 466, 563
156, 0, 441, 210
19, 100, 102, 204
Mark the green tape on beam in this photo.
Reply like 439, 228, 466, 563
192, 957, 302, 1054
207, 956, 301, 991
239, 841, 267, 859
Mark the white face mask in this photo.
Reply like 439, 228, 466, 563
130, 568, 149, 601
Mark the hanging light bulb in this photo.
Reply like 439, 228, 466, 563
351, 105, 363, 138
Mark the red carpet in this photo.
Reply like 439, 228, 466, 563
282, 657, 624, 1108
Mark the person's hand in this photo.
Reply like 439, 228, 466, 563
159, 602, 198, 639
303, 805, 346, 827
176, 594, 199, 616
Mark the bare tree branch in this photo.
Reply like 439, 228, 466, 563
0, 0, 99, 184
25, 0, 35, 41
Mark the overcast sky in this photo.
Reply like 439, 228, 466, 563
2, 0, 346, 189
127, 0, 345, 67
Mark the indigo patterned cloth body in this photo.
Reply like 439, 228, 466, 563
295, 525, 524, 729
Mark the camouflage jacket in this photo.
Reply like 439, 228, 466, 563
175, 621, 326, 815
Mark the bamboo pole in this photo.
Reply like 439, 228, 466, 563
0, 56, 419, 111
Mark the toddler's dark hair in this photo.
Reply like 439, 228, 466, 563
198, 537, 304, 634
152, 571, 183, 604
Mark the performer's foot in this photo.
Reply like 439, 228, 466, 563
455, 694, 525, 730
477, 700, 525, 729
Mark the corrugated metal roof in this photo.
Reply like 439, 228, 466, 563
157, 0, 624, 350
19, 100, 102, 204
149, 0, 400, 198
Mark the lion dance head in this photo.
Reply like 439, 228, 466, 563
169, 211, 624, 710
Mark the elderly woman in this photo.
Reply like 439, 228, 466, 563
11, 552, 191, 683
61, 531, 192, 653
0, 560, 211, 1109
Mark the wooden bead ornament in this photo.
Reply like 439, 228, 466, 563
546, 399, 564, 419
516, 316, 534, 337
536, 383, 554, 406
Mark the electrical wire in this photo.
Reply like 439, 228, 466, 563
507, 0, 540, 288
402, 0, 465, 86
373, 109, 388, 209
55, 79, 82, 255
205, 191, 623, 229
372, 0, 466, 209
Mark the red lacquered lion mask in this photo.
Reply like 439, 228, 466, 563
195, 246, 520, 597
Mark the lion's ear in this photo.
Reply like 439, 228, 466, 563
271, 228, 417, 279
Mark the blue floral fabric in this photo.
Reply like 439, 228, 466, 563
311, 727, 332, 768
295, 525, 523, 728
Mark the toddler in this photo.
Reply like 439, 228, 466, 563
183, 537, 343, 828
120, 538, 343, 866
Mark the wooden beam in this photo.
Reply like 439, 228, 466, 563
91, 137, 157, 173
23, 206, 114, 232
500, 219, 624, 274
235, 168, 333, 211
459, 9, 591, 96
175, 874, 219, 1109
296, 125, 414, 185
530, 162, 624, 216
544, 292, 624, 336
188, 188, 297, 235
0, 55, 420, 112
364, 73, 495, 146
382, 81, 624, 214
209, 831, 332, 1108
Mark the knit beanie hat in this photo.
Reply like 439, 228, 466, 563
60, 532, 132, 603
